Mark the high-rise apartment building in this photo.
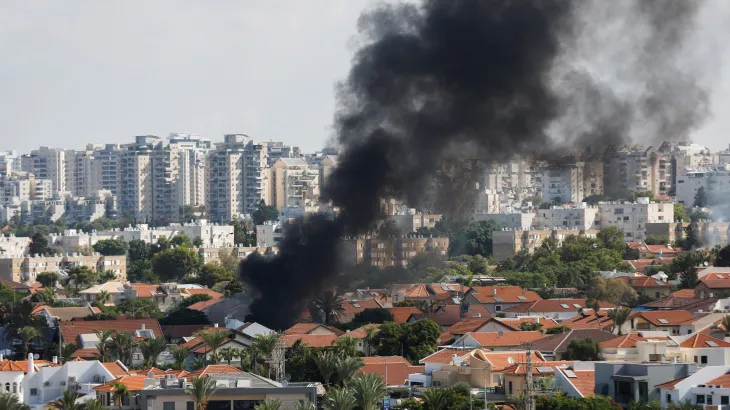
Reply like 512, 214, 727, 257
482, 158, 544, 204
675, 164, 730, 206
21, 147, 67, 193
120, 139, 155, 221
0, 151, 20, 176
90, 144, 122, 196
208, 134, 271, 223
597, 197, 674, 241
270, 158, 319, 210
603, 145, 673, 197
543, 162, 585, 203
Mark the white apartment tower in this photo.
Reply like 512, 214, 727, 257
598, 197, 674, 241
21, 147, 67, 193
603, 145, 673, 197
90, 144, 122, 196
675, 164, 730, 206
271, 158, 319, 210
542, 163, 585, 203
208, 134, 271, 223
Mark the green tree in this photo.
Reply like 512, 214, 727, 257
36, 271, 60, 288
18, 326, 40, 359
644, 235, 668, 245
562, 338, 600, 361
195, 327, 230, 364
138, 337, 168, 367
127, 239, 151, 262
180, 293, 213, 308
674, 203, 689, 222
152, 246, 201, 281
224, 280, 244, 296
694, 186, 708, 208
536, 393, 616, 410
333, 356, 364, 386
520, 322, 543, 332
92, 238, 129, 256
66, 266, 99, 290
49, 390, 83, 410
0, 391, 31, 410
294, 401, 316, 410
312, 291, 346, 324
110, 381, 130, 410
29, 232, 50, 256
333, 336, 359, 358
250, 333, 280, 376
171, 233, 192, 248
81, 400, 106, 410
171, 345, 191, 369
421, 387, 451, 410
110, 331, 134, 367
401, 320, 440, 363
313, 351, 338, 387
254, 398, 282, 410
716, 244, 730, 267
197, 263, 233, 288
351, 308, 394, 326
323, 388, 357, 410
94, 329, 115, 362
186, 376, 219, 410
117, 298, 162, 318
160, 308, 211, 326
126, 260, 158, 283
252, 200, 279, 225
193, 236, 204, 247
597, 226, 627, 252
608, 307, 632, 335
350, 373, 388, 410
373, 322, 405, 357
218, 346, 238, 365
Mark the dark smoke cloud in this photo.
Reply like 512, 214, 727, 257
240, 0, 712, 330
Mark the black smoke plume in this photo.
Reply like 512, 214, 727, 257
240, 0, 711, 330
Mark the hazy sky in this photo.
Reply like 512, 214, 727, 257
1, 0, 729, 154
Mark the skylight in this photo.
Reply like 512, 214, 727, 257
517, 296, 527, 300
572, 304, 582, 308
564, 370, 577, 378
657, 318, 669, 324
352, 303, 360, 308
494, 297, 503, 302
536, 367, 554, 373
560, 304, 570, 309
706, 341, 719, 347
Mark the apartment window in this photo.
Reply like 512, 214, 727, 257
163, 403, 176, 410
187, 402, 194, 410
708, 395, 713, 405
655, 292, 660, 299
30, 389, 38, 396
721, 396, 729, 405
701, 356, 708, 364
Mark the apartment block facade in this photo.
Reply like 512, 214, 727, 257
270, 157, 319, 210
492, 228, 600, 261
598, 197, 674, 241
604, 145, 673, 197
0, 253, 126, 283
341, 235, 450, 267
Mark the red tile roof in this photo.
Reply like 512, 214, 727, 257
679, 333, 730, 348
0, 359, 56, 373
411, 304, 491, 327
699, 274, 730, 289
673, 289, 696, 298
60, 318, 163, 345
557, 369, 595, 397
504, 299, 612, 314
495, 317, 562, 331
187, 298, 225, 311
404, 284, 430, 298
600, 333, 671, 349
94, 375, 147, 392
439, 317, 492, 344
358, 356, 425, 386
463, 331, 545, 348
346, 324, 381, 340
468, 286, 541, 304
561, 310, 614, 330
280, 334, 339, 348
632, 310, 696, 326
340, 299, 383, 323
420, 348, 471, 364
502, 361, 574, 375
656, 376, 690, 389
707, 373, 730, 388
625, 259, 658, 272
616, 275, 671, 288
182, 364, 244, 378
71, 348, 101, 359
129, 283, 163, 298
102, 362, 131, 377
482, 351, 545, 371
284, 323, 344, 336
387, 307, 423, 324
184, 288, 224, 300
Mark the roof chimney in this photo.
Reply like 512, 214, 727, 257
52, 356, 58, 364
140, 323, 146, 330
493, 288, 497, 296
214, 323, 219, 328
27, 353, 34, 374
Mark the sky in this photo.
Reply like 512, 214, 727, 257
1, 0, 729, 154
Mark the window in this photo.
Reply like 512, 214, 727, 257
508, 381, 513, 395
708, 395, 713, 405
721, 396, 729, 405
655, 292, 660, 299
4, 383, 8, 392
697, 395, 705, 404
495, 305, 502, 312
694, 356, 698, 363
30, 389, 38, 396
701, 356, 708, 364
163, 403, 176, 410
12, 383, 16, 393
187, 402, 195, 410
666, 393, 672, 404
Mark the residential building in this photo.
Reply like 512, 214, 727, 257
89, 144, 122, 195
0, 150, 21, 176
198, 246, 278, 265
675, 164, 730, 206
473, 212, 536, 230
599, 331, 676, 362
138, 366, 318, 410
208, 134, 271, 223
0, 236, 31, 257
391, 212, 442, 233
472, 188, 501, 216
256, 222, 283, 247
33, 305, 101, 327
560, 309, 617, 331
318, 154, 338, 188
629, 310, 723, 336
597, 197, 674, 241
20, 191, 117, 225
60, 318, 166, 364
21, 146, 67, 193
359, 356, 425, 387
0, 253, 125, 283
340, 236, 449, 267
464, 286, 542, 315
448, 331, 545, 351
502, 299, 613, 320
593, 361, 695, 406
0, 357, 59, 404
543, 162, 585, 203
646, 221, 730, 246
481, 158, 544, 205
492, 228, 600, 261
408, 304, 491, 330
270, 158, 319, 209
696, 273, 730, 299
615, 275, 672, 300
659, 365, 730, 408
530, 329, 616, 361
603, 145, 673, 197
554, 361, 596, 398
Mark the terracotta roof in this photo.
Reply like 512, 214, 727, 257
186, 298, 225, 311
504, 299, 612, 314
632, 310, 696, 326
410, 304, 491, 327
640, 296, 710, 310
183, 288, 223, 299
616, 275, 671, 288
95, 375, 147, 392
404, 284, 430, 298
420, 348, 471, 364
0, 278, 30, 291
679, 333, 730, 348
557, 369, 595, 397
427, 283, 470, 296
193, 338, 235, 354
181, 337, 205, 350
482, 351, 545, 371
183, 364, 244, 378
340, 299, 383, 323
34, 305, 101, 321
129, 283, 163, 298
699, 274, 730, 289
561, 310, 614, 330
439, 317, 491, 344
502, 361, 574, 375
71, 348, 101, 359
707, 373, 730, 388
628, 243, 677, 255
468, 286, 542, 304
346, 324, 381, 339
161, 325, 209, 339
102, 362, 130, 377
600, 333, 671, 349
60, 318, 163, 345
495, 317, 561, 331
656, 376, 689, 389
625, 259, 658, 272
280, 333, 339, 348
673, 289, 697, 298
284, 323, 344, 336
0, 359, 56, 373
462, 331, 544, 348
387, 307, 423, 324
532, 329, 616, 352
358, 356, 425, 386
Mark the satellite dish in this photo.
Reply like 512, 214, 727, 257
507, 357, 515, 365
33, 354, 40, 360
498, 330, 504, 337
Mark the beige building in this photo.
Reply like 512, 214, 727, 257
21, 146, 67, 193
318, 155, 338, 188
270, 158, 319, 210
392, 213, 442, 233
198, 246, 279, 265
341, 236, 449, 267
598, 197, 674, 242
0, 253, 126, 283
646, 221, 730, 245
604, 145, 673, 197
492, 228, 600, 261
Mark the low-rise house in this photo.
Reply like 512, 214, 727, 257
501, 360, 574, 396
344, 324, 381, 354
531, 329, 616, 361
464, 286, 542, 314
554, 361, 596, 398
138, 365, 318, 410
489, 317, 561, 333
628, 242, 679, 259
32, 304, 101, 327
696, 273, 730, 299
658, 365, 730, 408
407, 304, 491, 330
448, 331, 545, 351
624, 259, 661, 274
392, 283, 469, 304
386, 307, 423, 324
338, 299, 383, 323
186, 298, 248, 325
280, 334, 339, 349
358, 356, 425, 386
60, 318, 164, 364
161, 325, 209, 344
673, 332, 730, 367
78, 280, 126, 304
438, 317, 560, 345
639, 295, 718, 313
599, 331, 677, 362
0, 278, 31, 294
593, 361, 695, 406
0, 356, 58, 403
616, 275, 672, 299
438, 317, 492, 345
560, 310, 617, 332
284, 323, 344, 336
502, 299, 613, 320
629, 310, 723, 336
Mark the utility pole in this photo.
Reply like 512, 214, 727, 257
523, 343, 535, 410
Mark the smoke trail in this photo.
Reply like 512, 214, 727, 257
240, 0, 711, 330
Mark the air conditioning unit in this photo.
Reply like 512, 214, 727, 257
60, 381, 66, 386
44, 382, 51, 386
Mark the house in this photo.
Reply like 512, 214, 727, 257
392, 283, 469, 304
358, 356, 425, 386
628, 242, 679, 258
280, 334, 339, 349
448, 331, 545, 351
658, 365, 730, 408
599, 331, 677, 362
32, 304, 101, 327
78, 281, 126, 305
624, 259, 661, 274
438, 317, 560, 345
673, 289, 697, 298
161, 325, 209, 344
554, 362, 597, 398
696, 273, 730, 299
60, 318, 164, 364
464, 286, 542, 314
639, 295, 718, 313
560, 310, 617, 332
438, 317, 492, 345
594, 361, 695, 406
502, 299, 613, 320
337, 299, 383, 323
0, 356, 58, 402
501, 360, 574, 396
138, 365, 318, 410
343, 324, 381, 354
386, 307, 423, 324
284, 323, 344, 336
186, 298, 248, 326
673, 332, 730, 367
180, 324, 274, 365
180, 287, 223, 300
616, 275, 672, 299
489, 317, 562, 333
0, 278, 31, 294
629, 310, 723, 336
531, 329, 616, 361
407, 304, 491, 329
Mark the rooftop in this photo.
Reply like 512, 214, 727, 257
459, 331, 545, 348
358, 356, 425, 386
503, 299, 612, 313
468, 286, 541, 304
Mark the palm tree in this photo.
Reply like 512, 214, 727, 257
138, 337, 168, 367
93, 329, 116, 362
0, 392, 30, 410
110, 331, 134, 366
97, 290, 111, 305
333, 356, 364, 387
313, 291, 346, 324
18, 326, 39, 359
254, 398, 282, 410
186, 376, 219, 410
333, 336, 358, 357
350, 373, 387, 410
110, 381, 130, 410
586, 299, 602, 331
313, 351, 338, 387
61, 343, 80, 363
80, 400, 105, 410
250, 333, 280, 375
171, 345, 191, 369
421, 387, 450, 410
195, 328, 230, 364
294, 401, 315, 410
189, 356, 208, 371
236, 348, 252, 371
608, 307, 633, 335
713, 315, 730, 337
49, 390, 83, 410
218, 347, 237, 365
364, 326, 378, 356
323, 387, 357, 410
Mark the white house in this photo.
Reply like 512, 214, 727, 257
659, 365, 730, 408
